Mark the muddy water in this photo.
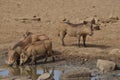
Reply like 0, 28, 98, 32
0, 65, 120, 80
0, 65, 98, 80
0, 65, 63, 80
0, 51, 119, 80
0, 69, 9, 76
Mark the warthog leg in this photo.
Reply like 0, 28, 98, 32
16, 57, 20, 65
60, 31, 67, 46
44, 50, 55, 62
44, 50, 48, 62
44, 54, 48, 62
77, 35, 81, 47
51, 51, 55, 62
30, 55, 36, 65
82, 35, 87, 47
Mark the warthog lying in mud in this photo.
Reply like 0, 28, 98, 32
58, 20, 94, 47
20, 40, 55, 65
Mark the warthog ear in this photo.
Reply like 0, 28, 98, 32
62, 18, 66, 22
83, 21, 88, 24
25, 30, 31, 35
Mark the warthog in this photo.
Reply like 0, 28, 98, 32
6, 35, 33, 65
58, 20, 94, 47
12, 32, 49, 50
23, 31, 49, 44
7, 32, 49, 66
20, 40, 55, 65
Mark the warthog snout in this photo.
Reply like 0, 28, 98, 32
89, 32, 93, 36
5, 59, 14, 66
6, 54, 17, 66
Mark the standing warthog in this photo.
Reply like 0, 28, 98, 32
20, 40, 55, 65
58, 20, 94, 47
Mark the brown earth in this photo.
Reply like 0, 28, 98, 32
0, 0, 120, 80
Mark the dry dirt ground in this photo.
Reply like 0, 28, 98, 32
0, 0, 120, 80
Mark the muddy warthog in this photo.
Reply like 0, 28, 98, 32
58, 20, 94, 47
20, 40, 55, 65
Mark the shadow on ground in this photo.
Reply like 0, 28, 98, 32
66, 43, 110, 49
24, 50, 65, 65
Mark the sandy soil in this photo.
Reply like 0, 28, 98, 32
0, 0, 120, 80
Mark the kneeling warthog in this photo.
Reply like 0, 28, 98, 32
20, 40, 55, 65
58, 20, 94, 47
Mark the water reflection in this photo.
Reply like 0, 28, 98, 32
0, 66, 63, 80
0, 69, 9, 77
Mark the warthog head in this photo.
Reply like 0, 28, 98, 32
23, 31, 32, 38
83, 21, 94, 36
20, 51, 28, 65
6, 49, 20, 66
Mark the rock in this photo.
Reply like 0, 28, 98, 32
109, 49, 120, 57
97, 59, 116, 73
61, 67, 91, 79
37, 73, 52, 80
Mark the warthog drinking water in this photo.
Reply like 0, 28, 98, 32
20, 40, 55, 65
58, 20, 94, 47
6, 32, 49, 66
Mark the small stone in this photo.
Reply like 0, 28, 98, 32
37, 73, 50, 80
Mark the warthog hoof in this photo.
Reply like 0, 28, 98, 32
83, 45, 87, 47
52, 57, 55, 62
62, 44, 65, 46
77, 44, 80, 47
